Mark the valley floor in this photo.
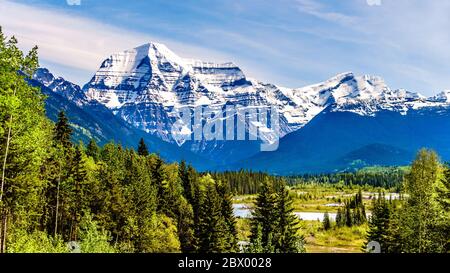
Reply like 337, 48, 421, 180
234, 185, 389, 253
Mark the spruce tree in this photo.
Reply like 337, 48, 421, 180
323, 211, 331, 231
70, 146, 88, 241
152, 156, 167, 212
249, 178, 277, 251
54, 111, 72, 150
216, 180, 238, 252
336, 208, 344, 227
274, 184, 303, 253
86, 139, 100, 161
197, 175, 226, 253
365, 192, 391, 252
137, 138, 149, 157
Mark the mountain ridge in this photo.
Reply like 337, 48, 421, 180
31, 42, 450, 173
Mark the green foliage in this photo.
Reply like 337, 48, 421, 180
335, 190, 367, 228
395, 149, 445, 253
137, 138, 149, 156
287, 167, 406, 189
7, 229, 67, 253
1, 30, 449, 254
211, 170, 283, 195
249, 178, 277, 250
249, 180, 306, 253
364, 192, 395, 252
323, 212, 332, 231
78, 211, 115, 253
195, 175, 238, 253
1, 28, 51, 252
54, 111, 73, 149
365, 149, 449, 253
86, 138, 100, 161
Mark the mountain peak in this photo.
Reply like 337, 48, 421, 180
131, 42, 189, 70
33, 67, 55, 86
430, 90, 450, 102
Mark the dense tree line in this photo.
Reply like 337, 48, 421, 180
287, 168, 406, 189
213, 167, 406, 197
210, 170, 282, 195
365, 149, 450, 253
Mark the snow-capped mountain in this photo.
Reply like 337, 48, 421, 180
83, 43, 450, 149
32, 42, 450, 172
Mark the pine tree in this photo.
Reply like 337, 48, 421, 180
438, 166, 450, 252
151, 156, 167, 212
137, 138, 149, 157
70, 146, 88, 241
247, 224, 264, 253
365, 192, 392, 252
216, 180, 238, 252
249, 178, 277, 252
197, 175, 226, 253
179, 160, 193, 203
54, 111, 72, 150
335, 208, 344, 227
323, 211, 332, 231
274, 184, 303, 253
86, 139, 100, 161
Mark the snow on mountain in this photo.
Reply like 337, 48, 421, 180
82, 42, 450, 151
33, 68, 88, 107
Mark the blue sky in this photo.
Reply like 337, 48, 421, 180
1, 0, 450, 96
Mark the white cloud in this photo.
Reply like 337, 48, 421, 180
296, 0, 356, 25
0, 0, 232, 84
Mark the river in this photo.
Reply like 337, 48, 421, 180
233, 204, 338, 221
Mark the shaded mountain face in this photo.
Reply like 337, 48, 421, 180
32, 42, 450, 173
230, 108, 450, 174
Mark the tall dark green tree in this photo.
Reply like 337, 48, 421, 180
69, 146, 88, 241
364, 192, 392, 252
197, 175, 226, 253
86, 139, 100, 161
216, 180, 238, 252
249, 178, 277, 252
179, 160, 192, 202
54, 111, 72, 150
274, 184, 304, 253
323, 212, 332, 231
151, 156, 168, 212
137, 138, 149, 157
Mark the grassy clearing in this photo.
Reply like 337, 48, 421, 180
299, 221, 368, 253
235, 217, 368, 253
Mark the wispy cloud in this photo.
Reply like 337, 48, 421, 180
0, 0, 232, 84
295, 0, 356, 25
